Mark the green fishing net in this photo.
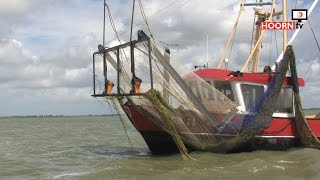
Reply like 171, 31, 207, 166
95, 40, 320, 159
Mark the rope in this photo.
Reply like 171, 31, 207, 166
274, 30, 279, 57
138, 0, 156, 42
145, 89, 195, 160
105, 3, 122, 45
94, 96, 134, 149
105, 2, 132, 86
109, 98, 134, 150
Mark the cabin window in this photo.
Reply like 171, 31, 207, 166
274, 87, 293, 113
241, 84, 264, 111
214, 81, 234, 101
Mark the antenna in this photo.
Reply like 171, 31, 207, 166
206, 33, 209, 68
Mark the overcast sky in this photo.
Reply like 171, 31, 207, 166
0, 0, 319, 116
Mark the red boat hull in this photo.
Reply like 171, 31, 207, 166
124, 102, 320, 154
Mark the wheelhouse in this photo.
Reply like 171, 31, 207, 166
187, 68, 305, 118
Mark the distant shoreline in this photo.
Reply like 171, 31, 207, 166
0, 114, 121, 119
1, 108, 320, 119
305, 108, 320, 110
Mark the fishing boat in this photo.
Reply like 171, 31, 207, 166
92, 0, 320, 156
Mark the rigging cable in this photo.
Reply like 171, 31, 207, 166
307, 20, 320, 54
107, 98, 134, 149
105, 2, 132, 85
92, 95, 134, 149
105, 3, 122, 45
271, 0, 319, 70
98, 2, 134, 149
138, 0, 192, 44
106, 0, 188, 44
138, 0, 155, 42
303, 19, 320, 82
130, 0, 136, 42
268, 28, 273, 66
274, 30, 279, 57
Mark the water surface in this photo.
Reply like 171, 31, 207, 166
1, 116, 320, 179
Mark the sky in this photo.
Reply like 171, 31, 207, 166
0, 0, 319, 116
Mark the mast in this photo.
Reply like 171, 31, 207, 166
283, 0, 288, 51
251, 0, 263, 72
241, 0, 280, 72
250, 0, 280, 72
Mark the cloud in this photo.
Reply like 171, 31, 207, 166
0, 0, 319, 116
0, 0, 56, 37
0, 33, 98, 115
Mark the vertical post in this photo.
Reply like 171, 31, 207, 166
206, 33, 209, 68
283, 0, 288, 51
130, 42, 135, 78
117, 48, 120, 94
93, 53, 96, 95
251, 19, 262, 72
103, 51, 107, 85
103, 0, 106, 47
130, 0, 136, 42
163, 47, 170, 103
103, 0, 107, 87
251, 0, 263, 72
129, 0, 136, 86
148, 39, 154, 89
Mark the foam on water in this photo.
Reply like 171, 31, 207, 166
52, 171, 91, 179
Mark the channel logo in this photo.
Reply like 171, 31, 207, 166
260, 9, 307, 30
292, 9, 308, 22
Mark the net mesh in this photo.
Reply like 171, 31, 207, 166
98, 41, 320, 159
289, 47, 320, 149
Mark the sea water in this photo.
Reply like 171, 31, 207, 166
1, 115, 320, 180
